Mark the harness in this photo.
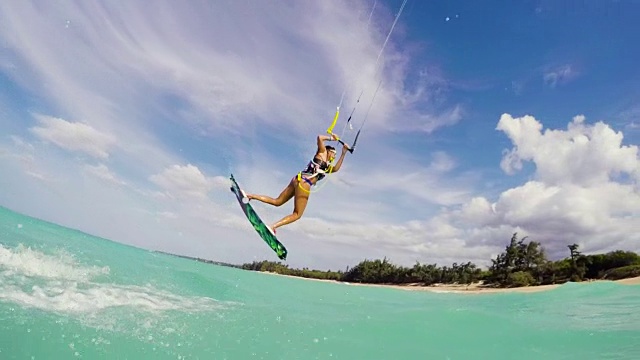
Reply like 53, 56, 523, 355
297, 157, 333, 193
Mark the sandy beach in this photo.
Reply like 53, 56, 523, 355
615, 276, 640, 285
262, 272, 640, 294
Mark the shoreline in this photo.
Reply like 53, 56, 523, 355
260, 272, 640, 294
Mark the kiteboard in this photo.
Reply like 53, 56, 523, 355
229, 174, 288, 260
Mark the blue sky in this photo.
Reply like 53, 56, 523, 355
1, 0, 639, 270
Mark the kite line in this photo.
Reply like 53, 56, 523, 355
326, 0, 409, 154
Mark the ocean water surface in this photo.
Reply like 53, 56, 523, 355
1, 206, 639, 359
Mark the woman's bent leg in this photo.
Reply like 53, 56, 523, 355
248, 178, 296, 206
271, 179, 311, 230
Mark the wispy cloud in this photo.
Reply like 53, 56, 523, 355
511, 80, 525, 96
149, 164, 221, 202
510, 62, 580, 95
542, 64, 578, 88
617, 104, 640, 133
29, 115, 115, 159
83, 163, 127, 186
3, 0, 462, 268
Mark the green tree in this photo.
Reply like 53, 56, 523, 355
567, 244, 587, 281
508, 271, 536, 287
584, 251, 640, 278
488, 233, 547, 286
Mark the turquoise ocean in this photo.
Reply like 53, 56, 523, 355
1, 206, 639, 360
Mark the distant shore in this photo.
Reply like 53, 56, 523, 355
261, 271, 640, 294
155, 249, 640, 292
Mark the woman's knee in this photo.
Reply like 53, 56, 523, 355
273, 196, 289, 206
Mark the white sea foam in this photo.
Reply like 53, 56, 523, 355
0, 282, 223, 314
0, 244, 227, 316
0, 243, 109, 281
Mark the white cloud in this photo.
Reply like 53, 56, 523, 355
149, 164, 223, 202
497, 114, 640, 186
483, 114, 640, 257
29, 115, 115, 159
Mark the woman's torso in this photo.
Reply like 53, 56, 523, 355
300, 152, 331, 184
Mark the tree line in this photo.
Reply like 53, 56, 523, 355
239, 233, 640, 288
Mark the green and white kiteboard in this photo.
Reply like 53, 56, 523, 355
229, 174, 288, 260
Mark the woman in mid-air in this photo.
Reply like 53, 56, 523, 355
246, 133, 349, 234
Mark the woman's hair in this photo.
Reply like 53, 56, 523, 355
326, 145, 336, 152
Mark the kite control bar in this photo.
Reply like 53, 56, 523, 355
326, 106, 356, 153
328, 128, 354, 153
